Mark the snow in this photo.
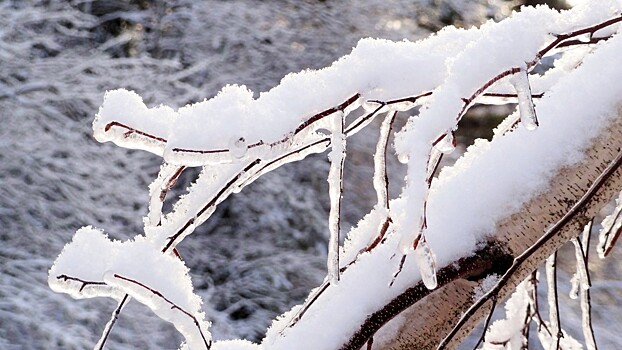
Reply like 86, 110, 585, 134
43, 1, 622, 349
49, 227, 211, 348
94, 89, 177, 156
481, 281, 530, 350
263, 4, 622, 348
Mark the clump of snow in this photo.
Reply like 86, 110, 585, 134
49, 226, 211, 348
94, 89, 177, 156
473, 274, 500, 301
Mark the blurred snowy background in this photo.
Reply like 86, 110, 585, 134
3, 1, 620, 349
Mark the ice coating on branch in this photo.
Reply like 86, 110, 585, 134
545, 254, 561, 349
510, 67, 539, 130
94, 89, 176, 156
392, 4, 619, 258
435, 132, 456, 154
49, 226, 124, 300
211, 340, 261, 350
49, 227, 211, 349
266, 7, 622, 348
145, 162, 253, 247
536, 326, 583, 350
373, 112, 394, 210
71, 2, 622, 349
580, 224, 598, 350
597, 190, 622, 258
327, 111, 346, 284
572, 226, 592, 291
146, 162, 183, 227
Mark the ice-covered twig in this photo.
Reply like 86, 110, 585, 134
327, 111, 346, 284
147, 163, 186, 227
546, 252, 562, 350
597, 191, 622, 258
528, 272, 549, 334
576, 221, 598, 350
362, 111, 397, 254
95, 294, 130, 350
112, 274, 212, 350
373, 111, 395, 213
479, 280, 532, 350
457, 14, 622, 122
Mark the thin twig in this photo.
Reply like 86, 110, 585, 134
579, 220, 598, 350
56, 274, 107, 292
472, 295, 498, 350
113, 274, 212, 349
95, 294, 129, 350
528, 271, 551, 336
389, 254, 407, 287
546, 252, 562, 350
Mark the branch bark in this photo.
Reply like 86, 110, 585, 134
353, 107, 622, 350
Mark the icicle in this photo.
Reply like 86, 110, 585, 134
327, 110, 346, 284
510, 67, 539, 131
228, 136, 248, 160
597, 191, 622, 258
414, 236, 437, 289
434, 132, 456, 154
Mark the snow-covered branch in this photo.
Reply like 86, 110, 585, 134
49, 2, 622, 350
